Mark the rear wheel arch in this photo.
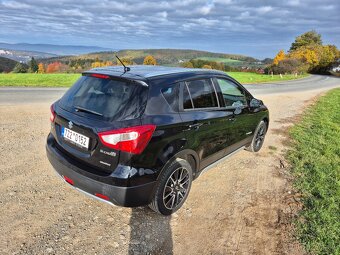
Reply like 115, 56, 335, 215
262, 117, 269, 129
149, 157, 193, 215
156, 149, 199, 181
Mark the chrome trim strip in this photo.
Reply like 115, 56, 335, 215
199, 146, 245, 176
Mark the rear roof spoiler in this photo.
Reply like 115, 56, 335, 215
82, 72, 149, 87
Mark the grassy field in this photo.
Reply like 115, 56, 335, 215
288, 88, 340, 255
0, 72, 308, 87
195, 57, 244, 65
227, 72, 308, 84
0, 73, 81, 87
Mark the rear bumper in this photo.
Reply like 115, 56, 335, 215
46, 135, 157, 207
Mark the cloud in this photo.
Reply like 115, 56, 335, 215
2, 0, 30, 8
238, 11, 250, 20
287, 0, 300, 6
157, 11, 168, 19
256, 6, 273, 14
199, 2, 215, 15
0, 0, 339, 58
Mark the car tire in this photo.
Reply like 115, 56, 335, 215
246, 120, 267, 152
149, 158, 193, 216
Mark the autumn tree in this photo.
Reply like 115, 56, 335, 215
28, 57, 38, 73
91, 61, 105, 68
182, 61, 194, 68
116, 58, 134, 66
272, 31, 340, 74
290, 30, 322, 52
202, 64, 212, 69
289, 48, 319, 67
143, 55, 157, 65
210, 62, 224, 71
104, 61, 113, 66
311, 45, 340, 73
46, 62, 62, 73
273, 50, 285, 65
38, 63, 45, 73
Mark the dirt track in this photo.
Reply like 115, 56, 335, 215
0, 88, 335, 254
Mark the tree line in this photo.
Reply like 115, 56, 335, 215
180, 59, 263, 73
269, 31, 340, 75
10, 55, 158, 73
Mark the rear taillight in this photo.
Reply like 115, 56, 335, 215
50, 105, 56, 122
98, 125, 156, 154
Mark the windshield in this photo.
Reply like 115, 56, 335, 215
59, 76, 148, 121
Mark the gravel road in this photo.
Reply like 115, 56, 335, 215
0, 76, 339, 254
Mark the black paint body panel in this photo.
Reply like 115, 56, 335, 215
46, 66, 269, 207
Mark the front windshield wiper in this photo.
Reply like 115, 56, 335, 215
74, 106, 103, 116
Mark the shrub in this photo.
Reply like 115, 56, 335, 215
271, 58, 307, 74
12, 63, 28, 73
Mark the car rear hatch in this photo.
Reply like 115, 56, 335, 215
51, 74, 149, 175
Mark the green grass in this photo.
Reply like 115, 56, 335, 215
0, 72, 309, 87
195, 57, 244, 65
0, 73, 81, 87
287, 88, 340, 255
227, 72, 309, 84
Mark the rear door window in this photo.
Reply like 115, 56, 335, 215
59, 76, 147, 121
183, 79, 218, 109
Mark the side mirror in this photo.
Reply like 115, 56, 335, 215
250, 98, 263, 108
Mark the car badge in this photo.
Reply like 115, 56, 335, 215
68, 121, 73, 129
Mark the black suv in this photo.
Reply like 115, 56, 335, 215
46, 65, 269, 215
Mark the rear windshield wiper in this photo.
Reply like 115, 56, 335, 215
74, 106, 103, 116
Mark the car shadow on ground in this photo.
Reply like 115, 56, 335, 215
128, 207, 173, 255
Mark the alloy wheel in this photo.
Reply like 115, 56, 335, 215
162, 167, 190, 210
255, 125, 266, 149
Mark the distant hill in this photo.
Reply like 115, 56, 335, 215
42, 49, 260, 66
0, 49, 57, 63
0, 42, 113, 56
0, 56, 18, 72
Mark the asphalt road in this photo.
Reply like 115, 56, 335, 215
0, 74, 339, 105
245, 74, 340, 95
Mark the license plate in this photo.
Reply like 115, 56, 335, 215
61, 127, 89, 149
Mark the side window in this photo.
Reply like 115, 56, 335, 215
216, 78, 247, 107
161, 83, 179, 111
183, 79, 218, 109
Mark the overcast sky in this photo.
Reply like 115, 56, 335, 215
0, 0, 339, 58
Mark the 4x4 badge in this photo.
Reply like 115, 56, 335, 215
68, 121, 73, 129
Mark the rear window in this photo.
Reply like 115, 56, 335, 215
59, 76, 148, 121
